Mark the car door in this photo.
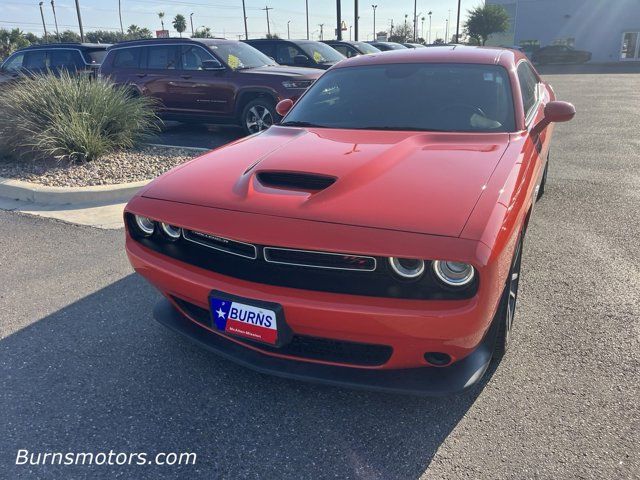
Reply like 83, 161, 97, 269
141, 44, 182, 111
49, 49, 85, 75
172, 44, 234, 116
22, 50, 48, 74
0, 51, 25, 79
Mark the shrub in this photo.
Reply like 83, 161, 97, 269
0, 72, 159, 162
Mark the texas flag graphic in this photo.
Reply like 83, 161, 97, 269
210, 297, 278, 345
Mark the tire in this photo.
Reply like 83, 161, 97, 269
493, 233, 524, 360
241, 98, 277, 135
537, 153, 549, 201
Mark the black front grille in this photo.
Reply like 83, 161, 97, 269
127, 214, 478, 300
263, 247, 376, 271
172, 297, 393, 367
183, 229, 257, 259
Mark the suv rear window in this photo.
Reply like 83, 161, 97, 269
84, 49, 107, 64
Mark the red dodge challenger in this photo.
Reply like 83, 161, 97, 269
124, 46, 575, 395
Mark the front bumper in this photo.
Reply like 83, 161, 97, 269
154, 297, 496, 396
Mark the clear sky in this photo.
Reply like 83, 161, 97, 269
0, 0, 482, 42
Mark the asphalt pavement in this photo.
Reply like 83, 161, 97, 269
1, 72, 639, 479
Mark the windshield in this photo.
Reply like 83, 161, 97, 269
298, 42, 345, 64
208, 42, 275, 70
354, 42, 380, 54
282, 63, 515, 132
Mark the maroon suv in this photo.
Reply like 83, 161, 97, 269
99, 38, 322, 133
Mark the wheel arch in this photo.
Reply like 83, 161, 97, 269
235, 88, 279, 118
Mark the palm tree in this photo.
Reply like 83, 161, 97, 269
172, 14, 187, 38
158, 11, 165, 30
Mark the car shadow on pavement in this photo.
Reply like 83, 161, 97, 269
0, 274, 494, 480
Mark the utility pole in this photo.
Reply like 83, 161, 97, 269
413, 0, 417, 41
371, 5, 377, 40
74, 0, 84, 42
241, 0, 248, 39
446, 9, 451, 42
353, 0, 358, 41
349, 25, 352, 40
455, 0, 462, 43
336, 0, 342, 40
421, 16, 425, 41
318, 23, 324, 40
287, 20, 291, 39
38, 2, 48, 42
262, 5, 273, 36
305, 0, 309, 39
428, 11, 432, 44
118, 0, 123, 34
50, 0, 60, 41
190, 13, 194, 36
389, 18, 394, 37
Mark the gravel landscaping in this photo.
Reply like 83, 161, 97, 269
0, 145, 201, 187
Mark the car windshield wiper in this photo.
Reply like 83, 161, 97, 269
280, 120, 328, 128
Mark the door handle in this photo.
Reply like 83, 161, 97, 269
180, 75, 192, 79
136, 73, 147, 78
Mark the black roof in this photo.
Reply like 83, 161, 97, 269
21, 42, 110, 50
106, 37, 232, 50
244, 38, 320, 45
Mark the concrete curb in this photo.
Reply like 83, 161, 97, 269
0, 176, 150, 206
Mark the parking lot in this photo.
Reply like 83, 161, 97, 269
1, 71, 639, 479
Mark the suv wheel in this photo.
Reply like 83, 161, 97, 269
241, 98, 277, 134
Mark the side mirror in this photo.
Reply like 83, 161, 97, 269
202, 59, 224, 71
275, 98, 293, 116
532, 100, 575, 136
293, 55, 310, 66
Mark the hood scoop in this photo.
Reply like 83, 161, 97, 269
256, 171, 337, 193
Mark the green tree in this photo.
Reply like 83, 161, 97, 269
265, 33, 280, 39
0, 28, 31, 58
432, 38, 445, 45
59, 30, 81, 42
389, 22, 413, 43
126, 25, 153, 40
172, 14, 187, 37
158, 11, 165, 30
86, 30, 124, 43
192, 27, 213, 38
464, 4, 509, 46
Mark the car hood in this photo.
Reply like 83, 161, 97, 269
239, 65, 322, 78
142, 126, 510, 237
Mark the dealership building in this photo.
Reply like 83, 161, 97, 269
487, 0, 640, 62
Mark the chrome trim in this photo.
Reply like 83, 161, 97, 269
432, 260, 475, 287
388, 257, 425, 279
182, 229, 257, 260
263, 247, 377, 272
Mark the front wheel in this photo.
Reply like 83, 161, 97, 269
493, 233, 524, 360
241, 99, 277, 135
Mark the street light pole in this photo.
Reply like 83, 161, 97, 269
74, 0, 84, 42
287, 20, 291, 39
371, 5, 377, 41
50, 0, 60, 42
336, 0, 342, 40
38, 2, 48, 42
413, 0, 417, 41
118, 0, 123, 34
318, 23, 324, 40
455, 0, 462, 43
305, 0, 309, 39
354, 0, 358, 41
241, 0, 248, 39
428, 11, 432, 44
190, 13, 194, 36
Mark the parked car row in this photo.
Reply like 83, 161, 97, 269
0, 37, 589, 133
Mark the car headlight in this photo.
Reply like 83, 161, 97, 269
133, 215, 155, 236
160, 223, 182, 241
432, 260, 475, 287
282, 80, 313, 89
388, 257, 425, 279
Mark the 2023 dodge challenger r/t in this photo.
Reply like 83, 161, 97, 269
124, 46, 575, 396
